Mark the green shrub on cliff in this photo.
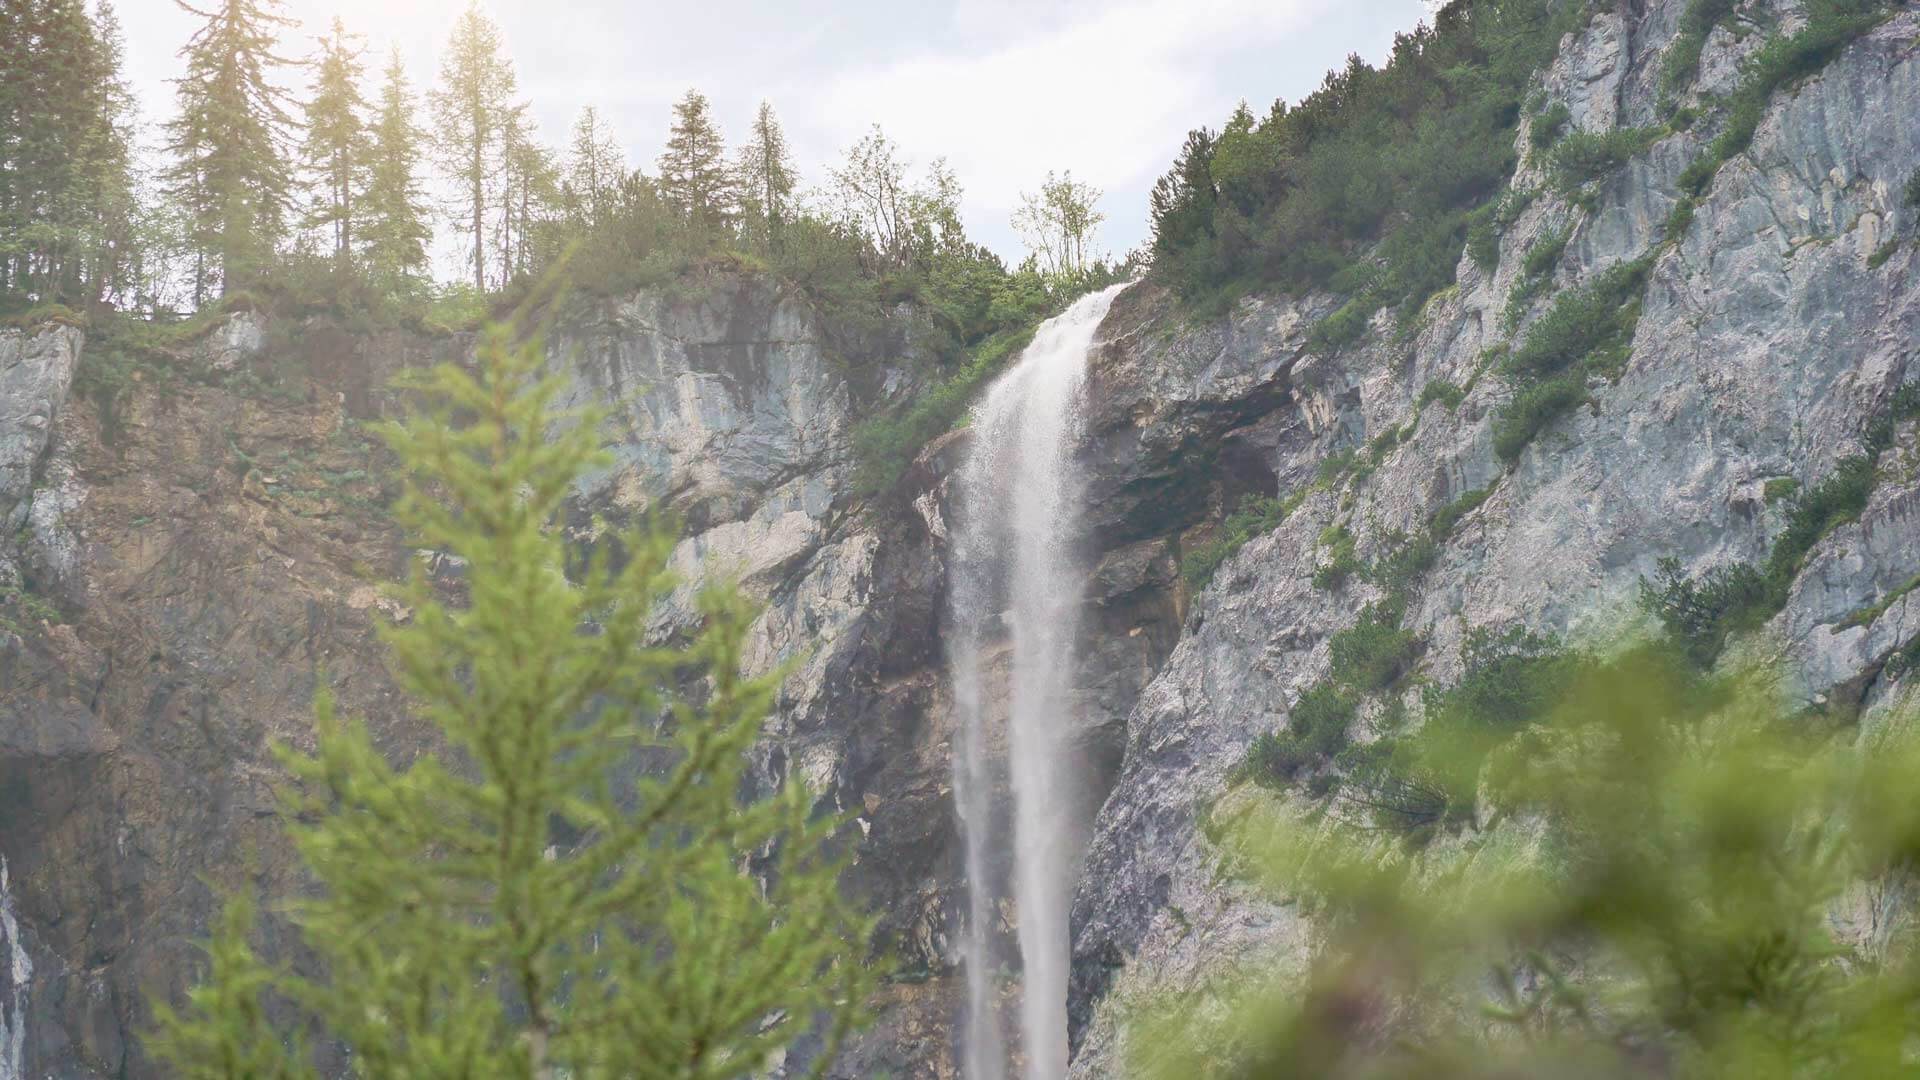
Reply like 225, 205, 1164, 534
149, 295, 876, 1078
1138, 645, 1920, 1080
1146, 0, 1587, 334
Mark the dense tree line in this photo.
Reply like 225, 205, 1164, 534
0, 0, 136, 305
1145, 0, 1582, 325
0, 0, 1116, 361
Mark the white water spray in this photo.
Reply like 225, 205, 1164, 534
949, 283, 1126, 1080
1, 857, 30, 1080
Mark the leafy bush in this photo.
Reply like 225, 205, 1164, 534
1465, 188, 1537, 273
1492, 258, 1650, 460
1329, 602, 1421, 692
1528, 102, 1572, 150
1237, 682, 1356, 789
1367, 530, 1439, 599
1519, 226, 1571, 281
1388, 626, 1583, 813
1664, 196, 1696, 240
1143, 649, 1920, 1080
1644, 453, 1880, 665
1660, 0, 1740, 101
1429, 485, 1494, 538
848, 325, 1035, 497
1181, 493, 1296, 588
1762, 476, 1800, 503
1312, 525, 1362, 590
1678, 1, 1893, 197
1148, 0, 1584, 323
1492, 372, 1589, 460
1418, 379, 1466, 411
1550, 127, 1663, 191
1502, 225, 1571, 323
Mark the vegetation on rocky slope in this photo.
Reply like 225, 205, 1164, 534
1165, 649, 1920, 1080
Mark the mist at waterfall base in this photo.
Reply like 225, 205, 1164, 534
947, 283, 1128, 1080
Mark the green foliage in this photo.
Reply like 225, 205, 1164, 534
1492, 373, 1589, 460
1664, 195, 1697, 240
657, 90, 736, 232
1678, 0, 1893, 198
1140, 648, 1920, 1080
1643, 452, 1882, 666
149, 298, 876, 1078
1640, 556, 1773, 667
1312, 524, 1362, 591
848, 324, 1035, 499
1518, 226, 1569, 281
429, 5, 521, 291
1429, 485, 1493, 538
165, 0, 301, 302
0, 579, 60, 635
1492, 258, 1650, 461
1527, 102, 1571, 150
360, 51, 434, 285
1868, 238, 1900, 270
299, 19, 369, 262
1906, 167, 1920, 208
1548, 126, 1662, 191
1329, 602, 1421, 692
1837, 572, 1920, 631
1762, 476, 1801, 503
1237, 683, 1355, 788
1148, 0, 1584, 324
1417, 379, 1465, 411
1501, 224, 1570, 324
1660, 0, 1740, 101
0, 0, 137, 306
1181, 493, 1298, 589
1366, 530, 1438, 599
1464, 187, 1535, 274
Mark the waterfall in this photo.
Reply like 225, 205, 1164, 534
1, 857, 29, 1080
949, 282, 1126, 1080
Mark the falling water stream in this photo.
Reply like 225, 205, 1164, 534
1, 857, 30, 1080
949, 283, 1127, 1080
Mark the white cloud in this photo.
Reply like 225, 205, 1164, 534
803, 0, 1393, 258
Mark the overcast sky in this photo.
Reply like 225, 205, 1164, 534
122, 0, 1431, 276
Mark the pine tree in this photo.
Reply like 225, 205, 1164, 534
735, 100, 794, 252
164, 0, 299, 303
360, 50, 432, 284
564, 105, 623, 226
657, 89, 734, 234
149, 299, 878, 1079
430, 3, 518, 291
300, 17, 368, 263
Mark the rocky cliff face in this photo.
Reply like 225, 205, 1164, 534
2, 2, 1918, 1076
1063, 1, 1920, 1071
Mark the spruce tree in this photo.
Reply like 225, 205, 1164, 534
164, 0, 299, 303
735, 101, 794, 252
0, 0, 131, 303
83, 0, 138, 306
149, 298, 877, 1078
657, 89, 734, 235
300, 17, 368, 264
430, 3, 519, 291
360, 50, 432, 285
